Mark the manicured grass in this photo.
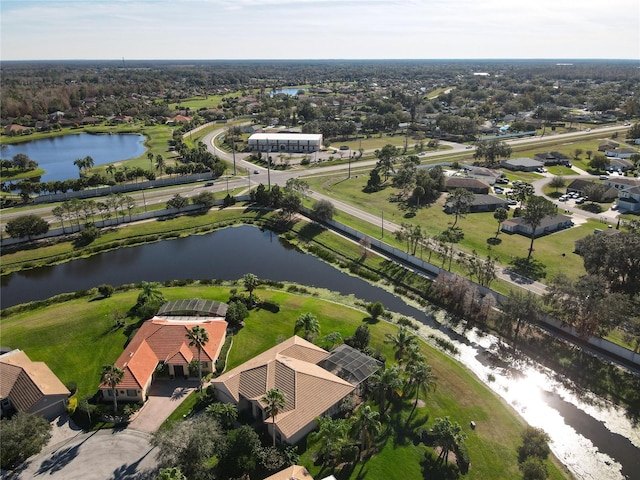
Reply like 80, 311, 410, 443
0, 284, 567, 479
0, 168, 46, 181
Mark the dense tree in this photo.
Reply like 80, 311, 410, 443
345, 324, 371, 351
225, 300, 249, 330
10, 153, 38, 171
520, 457, 549, 480
626, 122, 640, 139
473, 139, 512, 167
166, 193, 188, 210
575, 231, 640, 296
498, 289, 542, 351
152, 415, 225, 480
280, 192, 302, 221
0, 412, 52, 470
218, 425, 261, 478
294, 312, 320, 341
548, 176, 566, 193
156, 467, 187, 480
311, 199, 336, 223
544, 273, 630, 337
366, 301, 385, 321
5, 214, 49, 240
284, 177, 309, 197
510, 182, 535, 207
431, 417, 466, 466
521, 196, 557, 260
191, 191, 215, 207
518, 426, 551, 463
263, 388, 286, 447
186, 325, 209, 390
101, 364, 125, 412
590, 154, 610, 171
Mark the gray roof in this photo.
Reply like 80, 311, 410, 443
157, 299, 228, 317
317, 344, 382, 385
502, 157, 544, 167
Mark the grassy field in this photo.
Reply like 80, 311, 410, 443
0, 285, 568, 480
304, 173, 596, 281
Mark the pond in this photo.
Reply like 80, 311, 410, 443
270, 88, 304, 96
0, 133, 146, 182
1, 225, 638, 479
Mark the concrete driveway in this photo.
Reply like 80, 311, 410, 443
13, 429, 157, 480
128, 379, 197, 433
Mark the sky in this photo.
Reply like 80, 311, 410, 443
1, 0, 639, 61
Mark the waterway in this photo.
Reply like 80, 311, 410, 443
1, 225, 638, 479
0, 133, 146, 182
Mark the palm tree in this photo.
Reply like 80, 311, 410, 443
242, 273, 259, 299
136, 281, 164, 306
73, 157, 87, 176
106, 164, 116, 178
262, 388, 286, 447
294, 312, 320, 341
205, 402, 238, 428
370, 365, 403, 413
147, 152, 154, 169
385, 327, 418, 364
155, 154, 165, 175
431, 416, 466, 465
83, 155, 95, 171
101, 364, 124, 412
406, 359, 437, 417
186, 325, 209, 390
310, 416, 349, 469
351, 405, 381, 454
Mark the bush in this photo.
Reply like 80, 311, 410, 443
98, 284, 114, 298
454, 442, 471, 474
66, 396, 78, 415
260, 300, 280, 313
65, 381, 78, 396
75, 224, 100, 247
397, 316, 418, 330
0, 413, 51, 469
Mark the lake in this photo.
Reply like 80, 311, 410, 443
0, 133, 146, 182
270, 88, 304, 96
1, 225, 638, 479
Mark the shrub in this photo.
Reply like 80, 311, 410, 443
66, 396, 78, 415
455, 442, 471, 474
397, 316, 418, 330
65, 381, 78, 396
260, 300, 280, 313
98, 284, 114, 298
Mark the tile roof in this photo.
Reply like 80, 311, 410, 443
0, 350, 69, 412
263, 465, 314, 480
106, 318, 227, 390
213, 336, 354, 441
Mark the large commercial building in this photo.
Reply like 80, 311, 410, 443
248, 133, 323, 154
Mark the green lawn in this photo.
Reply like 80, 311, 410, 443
0, 285, 567, 479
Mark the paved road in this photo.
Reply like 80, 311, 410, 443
14, 429, 157, 480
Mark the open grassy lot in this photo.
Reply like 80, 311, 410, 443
0, 285, 567, 480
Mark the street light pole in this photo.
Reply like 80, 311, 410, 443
381, 210, 384, 239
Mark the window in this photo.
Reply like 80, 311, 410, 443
127, 390, 137, 397
105, 390, 113, 397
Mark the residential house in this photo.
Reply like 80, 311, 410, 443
598, 140, 619, 152
617, 186, 640, 212
566, 179, 619, 201
3, 124, 31, 136
213, 337, 380, 445
606, 158, 634, 172
445, 194, 509, 214
444, 177, 490, 194
0, 349, 70, 420
264, 465, 314, 480
533, 151, 571, 166
605, 148, 638, 159
463, 166, 503, 185
605, 177, 640, 191
500, 158, 544, 172
100, 300, 228, 403
501, 214, 573, 237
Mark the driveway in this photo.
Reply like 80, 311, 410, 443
128, 379, 197, 433
12, 429, 157, 480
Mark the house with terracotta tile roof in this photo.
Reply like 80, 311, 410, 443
264, 465, 314, 480
213, 337, 377, 445
100, 315, 227, 404
0, 350, 70, 420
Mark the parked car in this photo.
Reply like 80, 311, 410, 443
204, 181, 214, 187
506, 199, 517, 205
576, 197, 586, 204
559, 196, 568, 202
494, 187, 504, 194
496, 177, 509, 184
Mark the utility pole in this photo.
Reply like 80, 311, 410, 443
381, 210, 384, 239
232, 128, 237, 175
